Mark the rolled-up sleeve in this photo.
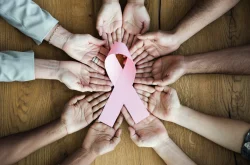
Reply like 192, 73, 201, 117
0, 0, 58, 44
0, 51, 35, 82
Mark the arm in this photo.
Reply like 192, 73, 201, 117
172, 106, 250, 153
174, 0, 240, 44
154, 138, 196, 165
0, 92, 110, 165
185, 44, 250, 74
0, 120, 67, 165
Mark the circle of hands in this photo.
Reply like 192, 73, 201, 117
59, 0, 187, 157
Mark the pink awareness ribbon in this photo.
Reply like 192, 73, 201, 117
99, 42, 150, 127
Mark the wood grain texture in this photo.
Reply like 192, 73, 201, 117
0, 0, 249, 165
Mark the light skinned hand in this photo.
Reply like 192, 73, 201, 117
82, 115, 123, 156
57, 61, 112, 92
134, 84, 182, 122
121, 107, 169, 148
61, 92, 111, 134
135, 55, 186, 86
62, 34, 108, 74
122, 2, 150, 48
130, 31, 180, 65
96, 1, 122, 48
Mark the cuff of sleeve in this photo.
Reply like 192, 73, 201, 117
0, 51, 35, 82
34, 15, 59, 45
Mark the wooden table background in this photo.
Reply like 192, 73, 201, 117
0, 0, 250, 164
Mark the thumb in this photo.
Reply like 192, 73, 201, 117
111, 129, 122, 146
90, 36, 106, 46
137, 32, 158, 40
128, 127, 140, 144
96, 17, 104, 36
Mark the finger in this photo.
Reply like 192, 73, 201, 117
92, 100, 107, 112
90, 77, 112, 86
90, 36, 106, 46
100, 46, 109, 56
136, 67, 152, 74
134, 84, 155, 93
137, 61, 154, 68
114, 115, 123, 130
138, 94, 149, 102
85, 92, 104, 102
116, 27, 122, 42
155, 86, 165, 91
121, 107, 135, 126
101, 33, 109, 48
134, 51, 148, 64
131, 37, 138, 47
137, 55, 154, 65
88, 61, 105, 74
127, 34, 134, 48
96, 17, 103, 36
122, 30, 129, 45
95, 58, 105, 68
111, 129, 122, 146
137, 32, 158, 40
112, 32, 117, 43
97, 53, 106, 62
128, 127, 140, 144
134, 77, 154, 85
90, 92, 111, 107
130, 40, 144, 56
136, 72, 152, 78
136, 89, 152, 97
90, 72, 110, 81
121, 28, 125, 41
93, 109, 103, 120
68, 95, 86, 105
89, 84, 112, 92
108, 33, 113, 48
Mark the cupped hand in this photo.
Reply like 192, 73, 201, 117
61, 92, 111, 134
130, 31, 180, 65
62, 34, 108, 74
122, 107, 168, 148
97, 1, 122, 48
135, 55, 186, 86
82, 115, 123, 156
122, 3, 150, 48
134, 84, 182, 122
57, 61, 112, 92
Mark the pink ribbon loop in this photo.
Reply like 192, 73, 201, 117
99, 42, 149, 127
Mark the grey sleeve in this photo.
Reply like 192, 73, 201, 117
0, 0, 59, 44
0, 51, 35, 82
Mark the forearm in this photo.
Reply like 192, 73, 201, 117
103, 0, 119, 3
184, 45, 250, 74
153, 138, 196, 165
171, 106, 250, 153
174, 0, 240, 44
61, 148, 97, 165
127, 0, 144, 4
35, 59, 60, 80
0, 120, 67, 165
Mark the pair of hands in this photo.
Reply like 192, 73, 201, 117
97, 0, 150, 49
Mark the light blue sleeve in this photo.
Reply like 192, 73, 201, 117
0, 0, 59, 44
0, 51, 35, 82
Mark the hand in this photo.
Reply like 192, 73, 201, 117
135, 55, 186, 86
130, 31, 180, 65
97, 1, 122, 48
82, 115, 123, 156
134, 84, 182, 122
63, 34, 108, 74
61, 92, 111, 134
57, 61, 112, 92
122, 107, 169, 148
122, 2, 150, 48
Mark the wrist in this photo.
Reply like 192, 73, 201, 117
168, 105, 187, 124
80, 147, 98, 159
48, 25, 72, 50
35, 59, 60, 80
55, 119, 68, 137
153, 136, 172, 151
127, 0, 144, 5
184, 55, 199, 74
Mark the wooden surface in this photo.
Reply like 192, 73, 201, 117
0, 0, 250, 164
